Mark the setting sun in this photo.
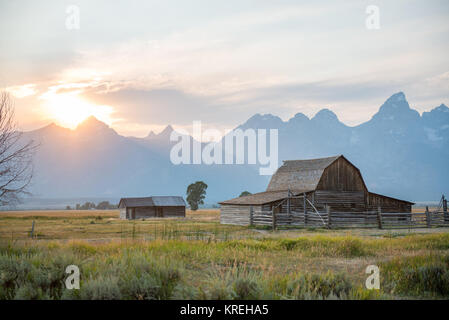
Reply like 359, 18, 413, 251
40, 90, 114, 129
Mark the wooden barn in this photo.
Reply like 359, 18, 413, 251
219, 155, 413, 226
119, 196, 186, 220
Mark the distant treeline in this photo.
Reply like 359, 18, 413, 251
66, 201, 118, 210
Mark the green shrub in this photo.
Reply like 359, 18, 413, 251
0, 256, 32, 299
0, 250, 77, 300
171, 283, 200, 299
277, 237, 369, 257
79, 276, 122, 300
348, 287, 383, 300
398, 266, 449, 296
202, 281, 236, 300
278, 239, 308, 251
119, 274, 160, 300
381, 255, 449, 297
283, 273, 352, 299
335, 238, 367, 258
233, 278, 262, 299
14, 284, 50, 300
200, 266, 353, 300
29, 266, 65, 299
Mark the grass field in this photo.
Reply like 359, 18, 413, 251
1, 209, 449, 300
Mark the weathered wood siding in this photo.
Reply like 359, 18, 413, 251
220, 205, 259, 225
316, 157, 366, 192
161, 206, 186, 217
366, 193, 411, 213
315, 158, 410, 213
314, 190, 366, 212
120, 206, 186, 219
135, 207, 155, 218
263, 193, 325, 213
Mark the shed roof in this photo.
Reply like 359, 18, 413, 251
119, 196, 185, 208
266, 155, 340, 192
368, 192, 414, 205
151, 196, 186, 206
218, 190, 311, 206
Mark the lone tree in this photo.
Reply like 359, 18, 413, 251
186, 181, 207, 211
239, 191, 252, 197
96, 201, 117, 209
0, 92, 36, 206
79, 201, 96, 210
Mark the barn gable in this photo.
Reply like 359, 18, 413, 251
316, 156, 367, 192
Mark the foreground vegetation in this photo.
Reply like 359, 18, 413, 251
0, 209, 448, 299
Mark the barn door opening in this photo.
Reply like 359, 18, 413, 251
156, 207, 163, 217
131, 208, 136, 220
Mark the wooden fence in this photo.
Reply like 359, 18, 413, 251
250, 205, 449, 230
252, 209, 328, 229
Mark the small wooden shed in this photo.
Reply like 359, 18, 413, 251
219, 155, 413, 225
118, 196, 186, 220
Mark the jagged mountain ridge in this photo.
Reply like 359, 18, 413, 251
21, 92, 449, 202
22, 117, 265, 202
234, 92, 448, 201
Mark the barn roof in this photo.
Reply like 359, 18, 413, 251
266, 155, 340, 192
151, 196, 186, 206
218, 190, 312, 205
118, 196, 185, 208
220, 155, 344, 206
368, 192, 414, 205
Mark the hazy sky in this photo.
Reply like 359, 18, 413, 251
1, 0, 448, 136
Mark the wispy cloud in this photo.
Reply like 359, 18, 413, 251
5, 84, 38, 98
1, 0, 448, 136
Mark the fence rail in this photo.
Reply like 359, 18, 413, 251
250, 205, 449, 230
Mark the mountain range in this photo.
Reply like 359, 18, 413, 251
20, 92, 449, 205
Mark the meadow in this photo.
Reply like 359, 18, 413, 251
0, 209, 448, 300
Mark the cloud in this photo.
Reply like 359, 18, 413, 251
1, 0, 448, 134
5, 84, 38, 98
79, 77, 406, 133
424, 71, 449, 89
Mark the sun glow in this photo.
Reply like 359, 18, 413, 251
40, 90, 114, 129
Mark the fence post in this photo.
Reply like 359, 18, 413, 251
425, 206, 431, 228
272, 207, 277, 231
249, 206, 254, 226
303, 193, 308, 226
443, 196, 448, 224
326, 205, 332, 229
30, 220, 35, 238
377, 207, 383, 229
